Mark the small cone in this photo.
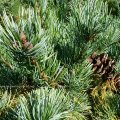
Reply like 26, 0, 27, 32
20, 32, 33, 50
23, 42, 33, 50
20, 32, 27, 44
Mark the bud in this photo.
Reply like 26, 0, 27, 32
20, 32, 27, 44
23, 42, 33, 50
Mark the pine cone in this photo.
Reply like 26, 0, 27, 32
88, 53, 115, 80
112, 73, 120, 90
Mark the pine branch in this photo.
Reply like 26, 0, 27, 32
1, 57, 13, 70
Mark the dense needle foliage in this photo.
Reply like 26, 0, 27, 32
0, 0, 120, 120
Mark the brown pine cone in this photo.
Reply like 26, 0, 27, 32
88, 53, 115, 80
112, 73, 120, 90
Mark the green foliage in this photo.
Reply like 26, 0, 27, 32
11, 87, 87, 120
91, 92, 120, 120
93, 103, 117, 120
0, 8, 54, 86
107, 0, 120, 17
54, 0, 115, 65
65, 60, 93, 92
0, 90, 18, 120
1, 0, 120, 119
0, 91, 11, 113
0, 0, 21, 15
106, 93, 120, 118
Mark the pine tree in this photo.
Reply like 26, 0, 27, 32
0, 0, 120, 120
